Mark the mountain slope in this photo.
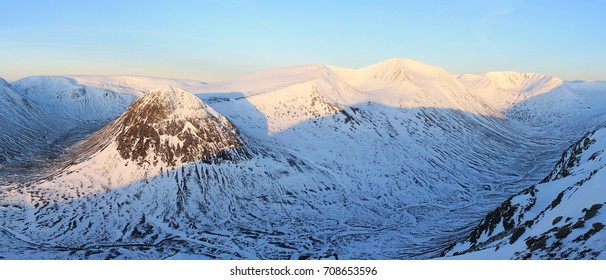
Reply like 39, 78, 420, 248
11, 76, 136, 125
0, 78, 38, 163
0, 76, 137, 167
0, 77, 76, 165
506, 80, 606, 137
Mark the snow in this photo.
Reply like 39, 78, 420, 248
2, 58, 606, 259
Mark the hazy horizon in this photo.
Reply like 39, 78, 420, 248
1, 0, 605, 82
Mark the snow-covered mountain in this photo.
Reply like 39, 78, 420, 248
0, 75, 207, 168
442, 125, 606, 259
1, 58, 606, 259
29, 86, 247, 195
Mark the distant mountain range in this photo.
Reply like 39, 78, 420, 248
1, 58, 605, 259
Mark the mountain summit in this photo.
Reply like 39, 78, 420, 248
112, 86, 243, 166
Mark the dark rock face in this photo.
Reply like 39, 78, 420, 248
113, 87, 243, 166
541, 132, 596, 183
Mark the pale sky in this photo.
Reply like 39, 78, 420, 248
1, 0, 605, 82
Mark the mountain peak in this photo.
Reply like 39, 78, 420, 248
359, 58, 448, 83
113, 87, 243, 166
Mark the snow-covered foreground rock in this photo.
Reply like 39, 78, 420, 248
1, 58, 605, 259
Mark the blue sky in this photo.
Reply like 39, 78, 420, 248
1, 0, 605, 82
